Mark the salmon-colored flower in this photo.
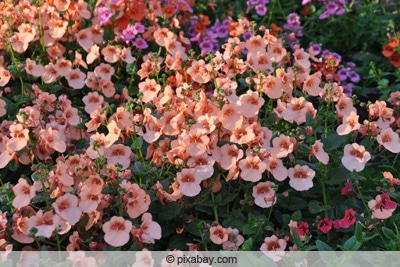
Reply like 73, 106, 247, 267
123, 181, 151, 219
377, 127, 400, 153
382, 171, 400, 187
252, 181, 276, 208
222, 227, 245, 251
260, 235, 287, 262
342, 143, 371, 172
261, 75, 283, 99
288, 165, 315, 191
139, 78, 161, 103
309, 140, 329, 165
153, 28, 175, 47
82, 92, 105, 114
75, 28, 93, 51
238, 90, 265, 118
238, 155, 267, 182
78, 189, 102, 213
25, 58, 44, 77
0, 66, 11, 87
94, 63, 115, 81
103, 216, 132, 247
12, 178, 36, 208
0, 98, 5, 117
105, 144, 131, 170
271, 134, 294, 158
52, 194, 81, 225
176, 168, 202, 197
303, 72, 323, 96
43, 127, 66, 153
219, 144, 244, 170
368, 193, 397, 220
182, 128, 209, 157
139, 213, 162, 244
218, 103, 243, 131
101, 44, 121, 63
186, 59, 212, 84
8, 123, 29, 151
265, 156, 288, 181
10, 33, 29, 53
42, 63, 59, 84
28, 210, 60, 238
337, 111, 360, 135
209, 225, 228, 245
65, 68, 86, 89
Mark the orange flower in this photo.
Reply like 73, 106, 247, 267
0, 66, 11, 87
382, 41, 397, 58
8, 123, 29, 152
383, 171, 400, 187
138, 78, 161, 103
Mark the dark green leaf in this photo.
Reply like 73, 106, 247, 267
322, 134, 347, 150
220, 193, 239, 206
382, 227, 397, 240
316, 240, 333, 251
158, 202, 181, 221
326, 167, 351, 185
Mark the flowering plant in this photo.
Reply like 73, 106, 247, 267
0, 0, 399, 255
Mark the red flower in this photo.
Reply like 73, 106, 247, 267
318, 218, 333, 234
341, 181, 354, 196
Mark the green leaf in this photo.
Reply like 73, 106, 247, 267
290, 227, 303, 248
291, 210, 302, 222
240, 238, 253, 251
306, 112, 314, 126
322, 134, 347, 150
326, 167, 351, 185
382, 227, 397, 240
308, 200, 330, 214
220, 193, 239, 205
342, 236, 361, 251
316, 240, 333, 251
185, 220, 204, 237
158, 202, 181, 221
355, 222, 363, 242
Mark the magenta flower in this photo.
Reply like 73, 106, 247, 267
318, 218, 333, 234
338, 209, 356, 228
97, 7, 112, 23
133, 38, 148, 49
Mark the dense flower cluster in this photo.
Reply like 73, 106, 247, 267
0, 0, 399, 255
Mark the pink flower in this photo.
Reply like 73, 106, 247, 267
288, 165, 315, 191
28, 210, 60, 238
140, 213, 162, 244
260, 235, 287, 262
377, 127, 400, 153
318, 218, 333, 234
239, 155, 267, 182
271, 134, 294, 158
103, 216, 132, 247
65, 69, 86, 89
52, 194, 81, 225
105, 144, 132, 170
342, 143, 371, 172
252, 181, 276, 208
209, 225, 228, 245
338, 208, 356, 228
341, 181, 354, 196
219, 144, 244, 170
176, 168, 202, 197
12, 178, 36, 209
222, 227, 244, 251
309, 140, 329, 165
336, 111, 360, 135
368, 193, 397, 219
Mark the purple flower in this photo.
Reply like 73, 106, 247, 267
243, 31, 254, 41
326, 1, 339, 15
302, 0, 312, 4
97, 7, 112, 23
337, 68, 349, 81
133, 22, 146, 34
342, 83, 354, 97
349, 71, 360, 83
255, 5, 267, 16
319, 10, 331, 20
346, 62, 356, 68
110, 0, 120, 4
309, 42, 322, 56
133, 38, 148, 49
122, 25, 138, 41
199, 39, 215, 53
216, 25, 229, 38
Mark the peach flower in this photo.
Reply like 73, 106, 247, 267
28, 210, 60, 238
12, 178, 36, 209
377, 127, 400, 153
252, 181, 277, 208
140, 213, 162, 244
342, 143, 371, 172
238, 155, 267, 182
309, 140, 329, 165
103, 216, 132, 247
52, 194, 81, 225
176, 168, 202, 197
209, 225, 228, 245
105, 144, 131, 170
260, 235, 287, 262
288, 165, 315, 191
